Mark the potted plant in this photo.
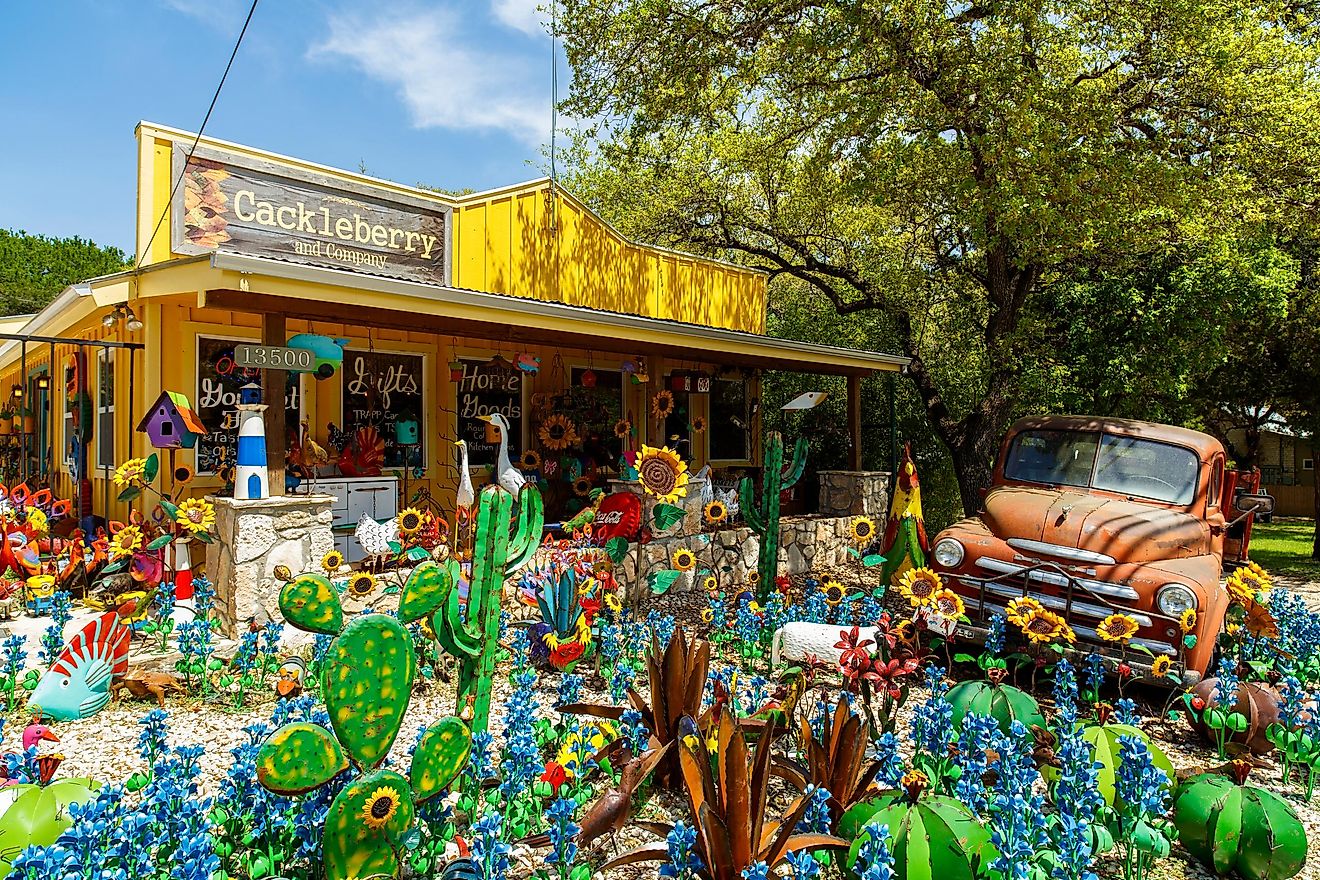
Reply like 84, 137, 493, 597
19, 408, 34, 434
0, 408, 15, 436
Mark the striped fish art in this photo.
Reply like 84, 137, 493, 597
27, 612, 130, 722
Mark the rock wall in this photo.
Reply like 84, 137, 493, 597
617, 514, 876, 601
817, 471, 892, 518
206, 494, 336, 637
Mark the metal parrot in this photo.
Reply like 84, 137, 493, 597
880, 442, 929, 587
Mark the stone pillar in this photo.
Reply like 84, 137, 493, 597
206, 494, 336, 637
817, 471, 892, 519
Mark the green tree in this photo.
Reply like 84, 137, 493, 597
0, 229, 129, 316
559, 0, 1320, 513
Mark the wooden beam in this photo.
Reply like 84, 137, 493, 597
847, 374, 863, 470
262, 313, 287, 496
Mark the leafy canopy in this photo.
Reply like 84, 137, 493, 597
0, 229, 129, 316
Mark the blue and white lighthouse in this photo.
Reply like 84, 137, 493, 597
233, 383, 269, 501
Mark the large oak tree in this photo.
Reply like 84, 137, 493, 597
559, 0, 1320, 512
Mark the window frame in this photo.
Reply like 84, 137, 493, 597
707, 374, 753, 465
95, 348, 115, 472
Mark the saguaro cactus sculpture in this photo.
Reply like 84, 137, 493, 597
434, 484, 543, 734
257, 565, 472, 880
739, 432, 807, 603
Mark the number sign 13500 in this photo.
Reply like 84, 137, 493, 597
234, 344, 315, 372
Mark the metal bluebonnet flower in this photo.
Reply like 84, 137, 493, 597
741, 860, 770, 880
544, 796, 580, 866
1114, 735, 1169, 820
646, 610, 676, 649
988, 721, 1047, 880
870, 731, 905, 788
660, 820, 703, 880
796, 785, 833, 833
557, 673, 584, 707
1082, 652, 1105, 697
1050, 724, 1105, 880
472, 811, 512, 880
910, 683, 954, 757
1114, 698, 1140, 727
609, 662, 637, 704
1212, 656, 1240, 707
854, 822, 896, 880
787, 850, 822, 878
985, 612, 1007, 655
956, 713, 1000, 814
1052, 657, 1079, 727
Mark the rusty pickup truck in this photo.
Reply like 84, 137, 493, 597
930, 416, 1274, 682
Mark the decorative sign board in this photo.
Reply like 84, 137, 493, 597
341, 349, 425, 468
195, 336, 300, 474
170, 143, 450, 285
234, 344, 316, 372
456, 358, 523, 467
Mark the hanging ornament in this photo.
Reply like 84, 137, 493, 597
581, 369, 597, 389
449, 361, 464, 382
516, 354, 541, 374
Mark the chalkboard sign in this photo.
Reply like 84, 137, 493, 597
195, 336, 301, 474
457, 359, 523, 467
341, 349, 425, 468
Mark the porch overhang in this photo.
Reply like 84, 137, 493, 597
182, 252, 908, 377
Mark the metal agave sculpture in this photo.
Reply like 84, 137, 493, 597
739, 432, 806, 603
604, 712, 846, 879
775, 698, 884, 832
257, 562, 472, 880
1173, 762, 1307, 880
434, 484, 543, 733
563, 625, 711, 789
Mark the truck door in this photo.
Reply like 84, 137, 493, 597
1223, 467, 1263, 565
1206, 454, 1226, 562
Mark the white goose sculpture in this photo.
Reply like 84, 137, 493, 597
454, 439, 475, 511
477, 413, 526, 495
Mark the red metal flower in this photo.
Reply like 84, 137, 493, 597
835, 626, 875, 679
35, 753, 63, 786
774, 575, 792, 594
540, 761, 568, 789
1117, 662, 1132, 679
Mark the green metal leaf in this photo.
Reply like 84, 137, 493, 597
323, 769, 414, 880
406, 546, 430, 562
158, 499, 179, 521
649, 569, 682, 595
652, 503, 685, 531
117, 486, 141, 502
256, 722, 349, 795
146, 534, 173, 551
410, 716, 472, 802
279, 572, 344, 635
397, 562, 451, 624
606, 537, 629, 564
324, 614, 416, 769
144, 453, 159, 482
862, 554, 886, 567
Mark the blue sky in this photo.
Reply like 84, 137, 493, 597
1, 0, 562, 254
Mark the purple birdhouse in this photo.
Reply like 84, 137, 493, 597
136, 391, 208, 449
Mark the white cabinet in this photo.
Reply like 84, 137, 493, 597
293, 476, 398, 564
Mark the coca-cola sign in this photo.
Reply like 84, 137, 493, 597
594, 492, 641, 541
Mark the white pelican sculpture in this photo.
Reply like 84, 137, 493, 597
477, 413, 526, 496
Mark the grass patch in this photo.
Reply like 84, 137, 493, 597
1250, 517, 1320, 580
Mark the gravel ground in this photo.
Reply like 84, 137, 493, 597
7, 570, 1320, 880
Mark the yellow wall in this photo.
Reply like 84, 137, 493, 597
136, 123, 766, 334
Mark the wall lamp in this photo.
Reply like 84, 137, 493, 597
34, 375, 50, 391
102, 304, 144, 332
10, 385, 23, 400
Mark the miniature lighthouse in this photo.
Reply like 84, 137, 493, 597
233, 383, 269, 501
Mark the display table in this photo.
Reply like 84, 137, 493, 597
291, 475, 399, 563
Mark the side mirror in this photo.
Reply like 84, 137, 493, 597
1234, 492, 1275, 516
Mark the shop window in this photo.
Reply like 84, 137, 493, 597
456, 357, 523, 468
710, 376, 751, 461
566, 367, 625, 466
63, 363, 77, 476
1305, 458, 1315, 471
662, 381, 693, 459
97, 349, 114, 470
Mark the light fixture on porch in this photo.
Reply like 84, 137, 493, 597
34, 375, 50, 391
102, 304, 144, 332
10, 385, 22, 400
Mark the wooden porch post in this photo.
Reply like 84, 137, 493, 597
263, 313, 287, 496
847, 373, 863, 470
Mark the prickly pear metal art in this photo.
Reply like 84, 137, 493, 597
1042, 721, 1175, 807
1173, 763, 1307, 880
943, 678, 1045, 735
433, 484, 543, 734
258, 551, 473, 880
739, 432, 806, 603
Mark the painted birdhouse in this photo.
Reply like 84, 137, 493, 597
136, 391, 208, 449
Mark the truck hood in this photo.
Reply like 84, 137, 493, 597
982, 486, 1207, 563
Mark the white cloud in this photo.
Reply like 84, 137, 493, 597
160, 0, 248, 32
310, 4, 551, 146
491, 0, 549, 38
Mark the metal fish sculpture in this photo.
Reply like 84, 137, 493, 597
28, 612, 130, 722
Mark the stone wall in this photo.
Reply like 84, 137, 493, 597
206, 494, 336, 637
617, 514, 873, 602
817, 471, 892, 518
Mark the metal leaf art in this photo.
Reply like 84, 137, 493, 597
843, 773, 994, 880
562, 625, 712, 790
434, 484, 543, 733
602, 712, 847, 880
943, 678, 1046, 735
1042, 722, 1175, 807
775, 698, 884, 832
258, 559, 472, 880
738, 432, 807, 602
1173, 763, 1307, 880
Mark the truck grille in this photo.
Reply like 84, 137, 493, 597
975, 557, 1138, 601
1005, 539, 1117, 566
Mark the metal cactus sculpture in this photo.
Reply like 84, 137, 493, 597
434, 484, 543, 734
739, 432, 807, 602
257, 564, 472, 880
1173, 763, 1307, 880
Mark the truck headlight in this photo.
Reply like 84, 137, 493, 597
1157, 583, 1197, 618
933, 538, 965, 569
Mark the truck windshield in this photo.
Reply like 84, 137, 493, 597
1004, 430, 1199, 505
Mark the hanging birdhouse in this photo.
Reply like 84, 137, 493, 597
395, 418, 419, 445
135, 391, 208, 449
449, 361, 465, 382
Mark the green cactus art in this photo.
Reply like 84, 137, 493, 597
1174, 765, 1307, 880
258, 556, 473, 880
739, 432, 807, 603
1042, 722, 1175, 807
943, 679, 1046, 735
434, 484, 543, 734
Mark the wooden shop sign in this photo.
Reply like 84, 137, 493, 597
170, 142, 450, 285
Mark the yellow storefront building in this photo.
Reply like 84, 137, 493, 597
0, 122, 905, 556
